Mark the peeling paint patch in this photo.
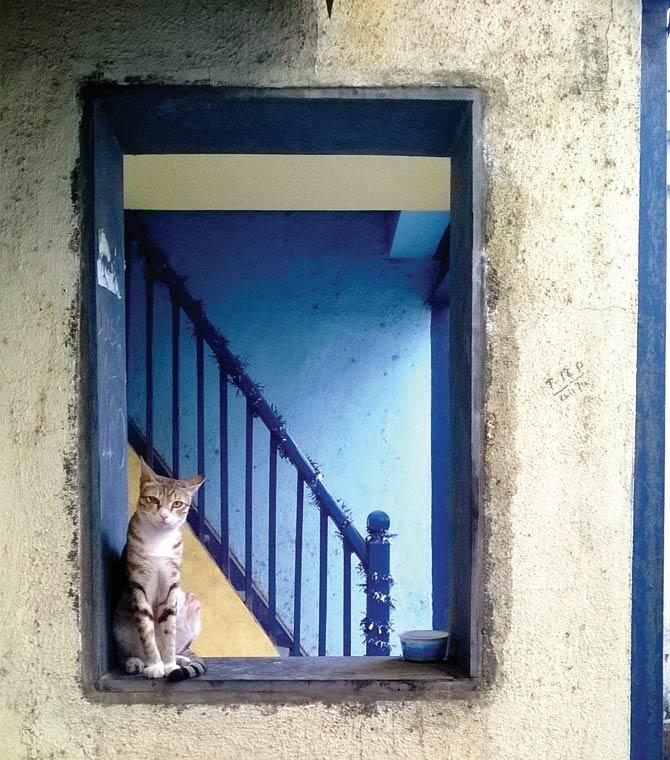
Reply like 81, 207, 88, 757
96, 229, 121, 298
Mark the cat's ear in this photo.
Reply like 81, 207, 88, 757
139, 457, 160, 484
178, 473, 205, 495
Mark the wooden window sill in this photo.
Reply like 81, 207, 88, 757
92, 657, 476, 704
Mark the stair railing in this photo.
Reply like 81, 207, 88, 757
125, 217, 392, 656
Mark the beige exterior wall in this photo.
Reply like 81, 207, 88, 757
0, 2, 640, 759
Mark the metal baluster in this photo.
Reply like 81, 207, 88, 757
268, 435, 278, 640
343, 544, 352, 656
318, 509, 328, 656
244, 399, 253, 610
171, 300, 180, 477
219, 367, 229, 576
145, 268, 154, 468
291, 474, 304, 656
196, 333, 205, 539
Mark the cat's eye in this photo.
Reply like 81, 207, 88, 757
144, 496, 159, 506
172, 501, 185, 510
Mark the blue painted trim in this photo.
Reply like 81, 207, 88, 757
97, 87, 470, 156
631, 3, 667, 758
91, 104, 127, 675
431, 303, 451, 630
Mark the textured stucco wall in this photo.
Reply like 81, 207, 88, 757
0, 2, 640, 759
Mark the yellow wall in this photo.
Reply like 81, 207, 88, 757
127, 447, 277, 657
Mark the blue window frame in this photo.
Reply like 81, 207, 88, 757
79, 86, 485, 700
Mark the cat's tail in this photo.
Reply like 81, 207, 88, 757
166, 660, 206, 682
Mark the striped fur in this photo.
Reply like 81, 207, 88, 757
166, 659, 206, 682
113, 458, 206, 680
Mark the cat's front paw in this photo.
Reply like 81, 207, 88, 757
163, 661, 180, 677
143, 661, 165, 679
124, 657, 144, 675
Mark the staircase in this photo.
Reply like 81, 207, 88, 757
125, 215, 393, 657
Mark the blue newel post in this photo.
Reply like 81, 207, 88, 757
364, 510, 392, 656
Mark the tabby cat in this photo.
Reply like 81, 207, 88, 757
113, 458, 206, 681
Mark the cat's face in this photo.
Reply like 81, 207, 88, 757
137, 458, 205, 530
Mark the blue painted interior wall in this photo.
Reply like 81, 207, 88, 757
127, 210, 439, 655
389, 211, 451, 259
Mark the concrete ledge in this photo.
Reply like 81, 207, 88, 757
92, 657, 477, 704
